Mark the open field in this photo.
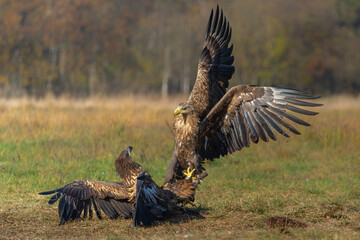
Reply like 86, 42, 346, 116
0, 95, 359, 239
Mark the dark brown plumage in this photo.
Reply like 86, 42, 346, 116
39, 146, 139, 225
165, 6, 322, 184
39, 180, 133, 225
165, 5, 234, 184
39, 146, 196, 226
133, 171, 196, 226
199, 86, 322, 159
188, 5, 235, 120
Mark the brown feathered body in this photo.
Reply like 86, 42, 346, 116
174, 103, 201, 170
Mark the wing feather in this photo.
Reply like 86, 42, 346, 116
252, 108, 276, 141
257, 107, 290, 138
268, 104, 311, 126
133, 172, 170, 227
201, 85, 322, 160
244, 111, 258, 138
261, 107, 300, 135
188, 5, 235, 118
205, 9, 213, 39
211, 5, 220, 34
238, 109, 250, 147
255, 100, 288, 138
92, 198, 102, 219
244, 103, 268, 142
83, 200, 90, 218
39, 180, 132, 225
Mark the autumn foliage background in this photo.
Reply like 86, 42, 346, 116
0, 0, 359, 98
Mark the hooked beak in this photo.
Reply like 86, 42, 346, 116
126, 146, 133, 156
174, 107, 185, 116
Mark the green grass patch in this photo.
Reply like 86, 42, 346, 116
0, 97, 359, 239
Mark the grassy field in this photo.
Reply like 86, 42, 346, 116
0, 95, 359, 239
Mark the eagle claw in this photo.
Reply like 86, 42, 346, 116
181, 199, 197, 208
184, 167, 196, 180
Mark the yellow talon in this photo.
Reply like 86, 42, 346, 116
184, 167, 195, 179
182, 199, 196, 207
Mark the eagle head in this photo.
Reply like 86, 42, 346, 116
115, 146, 133, 174
174, 103, 195, 116
126, 146, 133, 156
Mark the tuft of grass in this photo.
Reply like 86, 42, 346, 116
0, 95, 359, 239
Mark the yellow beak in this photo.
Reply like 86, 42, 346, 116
174, 107, 184, 116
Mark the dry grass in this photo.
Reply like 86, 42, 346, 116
0, 95, 359, 239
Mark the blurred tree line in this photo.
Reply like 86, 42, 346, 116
0, 0, 359, 98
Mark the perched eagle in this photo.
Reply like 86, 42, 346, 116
39, 146, 196, 226
165, 5, 322, 184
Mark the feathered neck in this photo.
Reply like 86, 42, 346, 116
174, 112, 199, 134
115, 152, 141, 182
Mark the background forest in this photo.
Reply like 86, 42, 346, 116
0, 0, 359, 98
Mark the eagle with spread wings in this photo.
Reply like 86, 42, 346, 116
164, 5, 322, 184
39, 146, 196, 226
39, 5, 322, 227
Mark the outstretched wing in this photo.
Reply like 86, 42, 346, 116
200, 85, 322, 160
39, 180, 133, 225
133, 172, 176, 226
188, 5, 235, 118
